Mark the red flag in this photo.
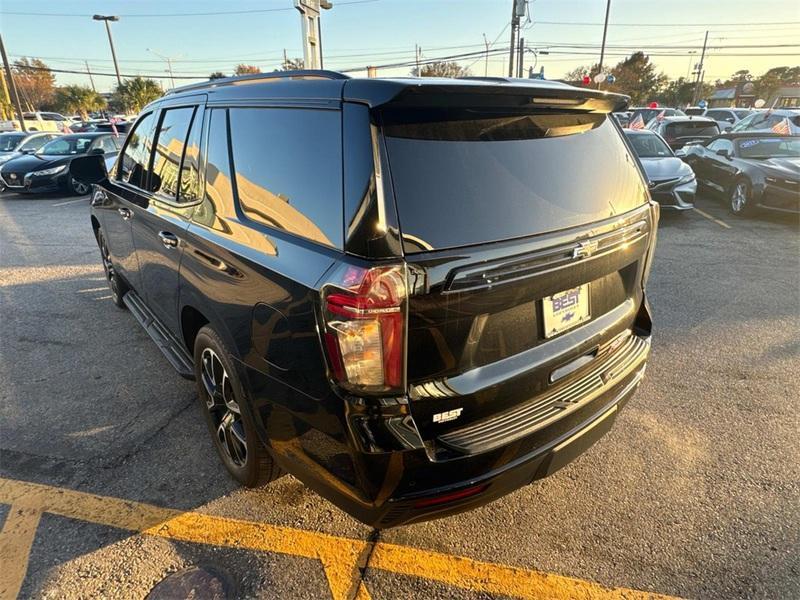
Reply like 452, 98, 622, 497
110, 117, 119, 138
771, 117, 791, 135
656, 110, 666, 122
628, 113, 645, 130
62, 121, 71, 133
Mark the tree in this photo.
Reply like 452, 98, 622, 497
209, 71, 227, 80
562, 63, 600, 85
411, 61, 471, 78
235, 64, 261, 75
112, 77, 162, 113
755, 66, 800, 101
279, 57, 304, 71
607, 52, 667, 104
12, 58, 55, 110
53, 85, 106, 119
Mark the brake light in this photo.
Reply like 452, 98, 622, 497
321, 264, 407, 392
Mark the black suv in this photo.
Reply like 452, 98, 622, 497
72, 71, 657, 528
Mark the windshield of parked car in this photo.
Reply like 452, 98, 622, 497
37, 136, 94, 156
0, 133, 26, 151
665, 121, 720, 138
736, 137, 800, 159
625, 133, 672, 157
381, 110, 649, 252
734, 110, 752, 119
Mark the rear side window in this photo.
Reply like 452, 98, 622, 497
95, 136, 118, 154
19, 136, 48, 152
149, 106, 197, 201
228, 107, 342, 248
381, 110, 649, 252
118, 112, 156, 189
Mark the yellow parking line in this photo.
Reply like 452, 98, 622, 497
0, 505, 42, 600
0, 477, 678, 600
693, 207, 732, 229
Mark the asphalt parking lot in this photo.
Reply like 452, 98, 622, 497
0, 190, 798, 600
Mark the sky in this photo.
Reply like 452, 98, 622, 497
1, 0, 798, 93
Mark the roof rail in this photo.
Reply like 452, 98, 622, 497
164, 69, 350, 96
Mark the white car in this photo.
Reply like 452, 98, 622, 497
703, 108, 752, 132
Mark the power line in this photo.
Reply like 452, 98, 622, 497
532, 19, 800, 27
0, 0, 379, 18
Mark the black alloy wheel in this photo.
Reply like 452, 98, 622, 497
70, 177, 90, 196
193, 326, 282, 487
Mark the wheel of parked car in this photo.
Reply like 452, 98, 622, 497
68, 177, 90, 196
97, 230, 127, 309
193, 326, 283, 488
729, 178, 755, 217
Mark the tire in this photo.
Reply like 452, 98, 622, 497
68, 177, 90, 196
729, 178, 755, 217
194, 326, 283, 488
97, 230, 127, 309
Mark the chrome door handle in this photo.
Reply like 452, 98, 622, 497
158, 231, 179, 249
118, 207, 132, 220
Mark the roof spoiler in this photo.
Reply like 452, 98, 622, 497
344, 79, 629, 113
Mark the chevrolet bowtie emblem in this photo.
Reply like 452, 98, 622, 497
573, 240, 599, 259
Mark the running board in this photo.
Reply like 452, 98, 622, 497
122, 290, 195, 380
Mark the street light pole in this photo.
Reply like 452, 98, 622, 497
93, 15, 122, 86
147, 49, 178, 89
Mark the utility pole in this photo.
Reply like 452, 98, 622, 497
415, 44, 421, 76
283, 48, 288, 69
294, 0, 332, 70
93, 15, 122, 86
85, 60, 96, 92
482, 34, 489, 77
517, 37, 524, 78
692, 30, 709, 105
597, 0, 611, 88
508, 0, 527, 77
0, 33, 25, 131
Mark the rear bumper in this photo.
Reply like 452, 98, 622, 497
247, 317, 651, 529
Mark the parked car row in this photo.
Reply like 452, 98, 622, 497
0, 131, 121, 194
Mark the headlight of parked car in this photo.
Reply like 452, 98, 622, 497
677, 173, 696, 185
30, 165, 67, 177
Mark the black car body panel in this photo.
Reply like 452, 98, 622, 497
646, 116, 720, 150
681, 132, 800, 214
75, 71, 657, 527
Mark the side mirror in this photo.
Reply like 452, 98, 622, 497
716, 148, 731, 159
70, 154, 107, 185
675, 148, 687, 158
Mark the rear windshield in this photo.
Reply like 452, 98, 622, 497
0, 133, 25, 151
665, 122, 719, 138
382, 109, 648, 252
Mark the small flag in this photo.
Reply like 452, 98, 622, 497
656, 110, 666, 122
110, 117, 119, 138
771, 117, 791, 135
628, 113, 645, 130
62, 121, 71, 133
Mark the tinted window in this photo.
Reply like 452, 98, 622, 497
150, 106, 196, 200
382, 110, 648, 252
228, 108, 342, 248
118, 112, 156, 189
625, 132, 672, 157
734, 110, 751, 119
20, 136, 50, 151
95, 136, 118, 154
195, 109, 233, 227
178, 108, 202, 204
0, 133, 26, 150
737, 137, 800, 158
665, 122, 719, 138
707, 138, 734, 153
38, 136, 93, 155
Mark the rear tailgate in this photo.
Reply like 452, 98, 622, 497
377, 103, 654, 443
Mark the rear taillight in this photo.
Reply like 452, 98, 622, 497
321, 264, 407, 393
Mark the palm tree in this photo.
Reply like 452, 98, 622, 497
113, 77, 163, 114
53, 85, 106, 119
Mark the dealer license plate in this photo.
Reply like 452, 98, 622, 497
542, 284, 591, 338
